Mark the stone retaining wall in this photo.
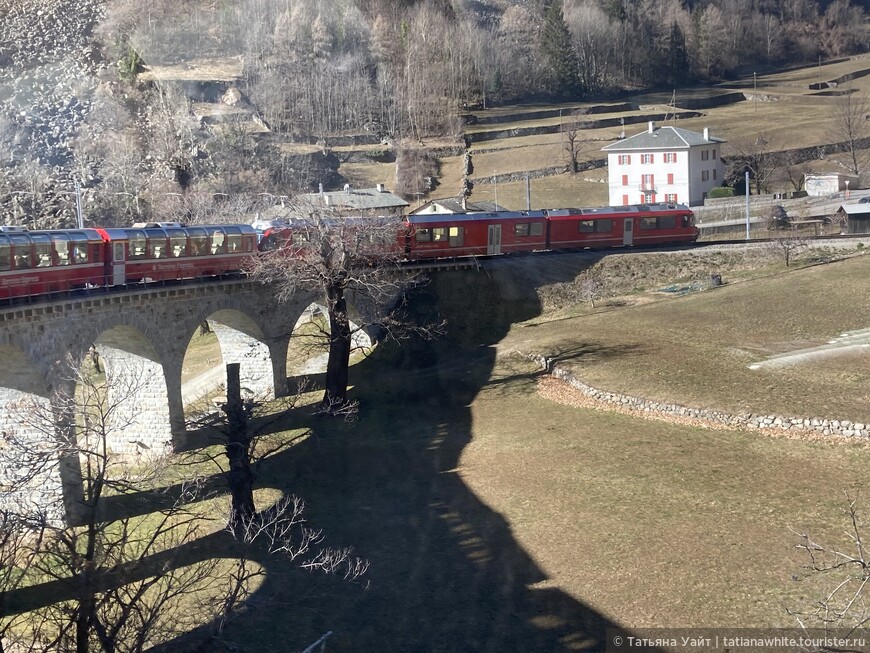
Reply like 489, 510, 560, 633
524, 352, 869, 439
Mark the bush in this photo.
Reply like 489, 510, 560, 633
708, 187, 735, 199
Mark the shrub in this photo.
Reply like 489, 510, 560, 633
708, 187, 735, 199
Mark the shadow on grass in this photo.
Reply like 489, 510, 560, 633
6, 263, 661, 652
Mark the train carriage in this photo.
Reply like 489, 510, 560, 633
0, 228, 107, 300
405, 211, 548, 259
546, 203, 697, 249
101, 225, 258, 285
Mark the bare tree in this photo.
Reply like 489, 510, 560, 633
790, 495, 870, 637
561, 109, 592, 174
829, 86, 870, 184
765, 229, 809, 267
728, 133, 781, 196
248, 199, 438, 414
0, 356, 222, 652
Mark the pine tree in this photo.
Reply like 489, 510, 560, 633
540, 0, 582, 98
666, 21, 691, 87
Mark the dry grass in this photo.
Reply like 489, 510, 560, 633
505, 250, 870, 423
458, 355, 870, 629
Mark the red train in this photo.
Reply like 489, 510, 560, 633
0, 203, 696, 302
0, 224, 258, 300
404, 203, 697, 258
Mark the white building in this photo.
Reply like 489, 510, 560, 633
804, 173, 858, 197
602, 122, 726, 207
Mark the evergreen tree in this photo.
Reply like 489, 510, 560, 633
540, 0, 582, 98
666, 21, 691, 86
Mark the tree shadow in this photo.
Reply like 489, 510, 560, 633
5, 258, 664, 652
178, 265, 659, 651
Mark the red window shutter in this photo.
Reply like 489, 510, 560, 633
667, 173, 674, 184
622, 174, 628, 186
622, 194, 629, 205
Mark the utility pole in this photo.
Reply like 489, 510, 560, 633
745, 171, 751, 240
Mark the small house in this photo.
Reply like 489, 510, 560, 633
804, 173, 859, 197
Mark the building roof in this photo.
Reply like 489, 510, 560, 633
838, 203, 870, 215
296, 186, 408, 210
602, 124, 725, 152
410, 197, 509, 214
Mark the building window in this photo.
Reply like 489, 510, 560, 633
664, 152, 677, 163
618, 154, 631, 165
701, 170, 710, 182
641, 174, 654, 189
622, 174, 629, 186
667, 173, 674, 185
641, 153, 653, 164
713, 169, 717, 180
701, 150, 710, 161
665, 193, 678, 203
713, 149, 717, 159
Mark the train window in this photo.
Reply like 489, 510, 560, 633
167, 231, 186, 257
432, 228, 448, 242
187, 228, 208, 256
415, 228, 432, 243
70, 233, 89, 264
514, 223, 530, 237
128, 231, 147, 259
210, 229, 226, 255
149, 238, 166, 259
10, 235, 32, 269
658, 216, 676, 229
52, 234, 70, 265
448, 226, 464, 248
530, 222, 544, 236
227, 234, 242, 253
291, 232, 309, 245
639, 218, 657, 230
32, 235, 52, 267
0, 236, 10, 271
579, 220, 613, 233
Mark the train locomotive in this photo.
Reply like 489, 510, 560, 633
0, 203, 696, 302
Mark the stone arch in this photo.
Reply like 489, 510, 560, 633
204, 309, 276, 401
92, 324, 173, 454
0, 344, 81, 524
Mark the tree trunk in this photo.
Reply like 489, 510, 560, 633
323, 281, 352, 412
224, 363, 255, 537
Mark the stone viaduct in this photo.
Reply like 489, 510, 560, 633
0, 278, 392, 521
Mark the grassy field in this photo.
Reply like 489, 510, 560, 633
163, 248, 870, 651
504, 251, 870, 422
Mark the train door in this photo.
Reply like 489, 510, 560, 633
487, 224, 502, 255
111, 242, 126, 285
623, 218, 634, 246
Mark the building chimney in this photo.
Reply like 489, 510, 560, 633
344, 183, 351, 194
462, 196, 467, 211
703, 127, 710, 140
648, 121, 655, 133
319, 183, 324, 197
377, 183, 385, 193
324, 195, 331, 206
